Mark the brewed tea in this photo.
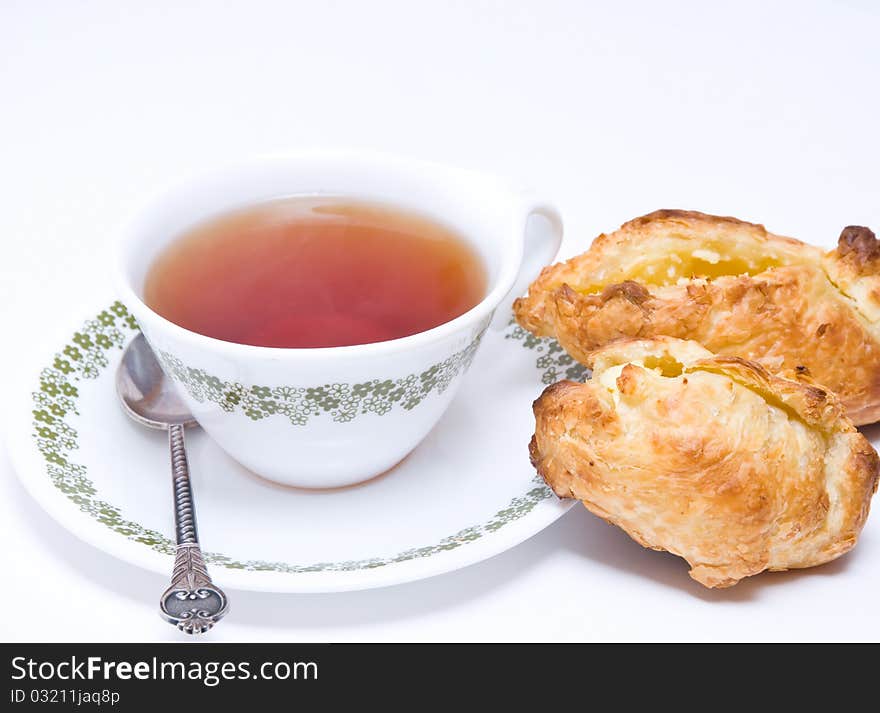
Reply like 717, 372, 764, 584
143, 197, 487, 348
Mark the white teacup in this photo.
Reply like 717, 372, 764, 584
117, 151, 562, 487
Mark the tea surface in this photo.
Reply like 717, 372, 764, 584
143, 197, 487, 348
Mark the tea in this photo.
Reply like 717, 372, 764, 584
143, 197, 487, 348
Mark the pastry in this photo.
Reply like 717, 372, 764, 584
514, 210, 880, 424
529, 337, 879, 588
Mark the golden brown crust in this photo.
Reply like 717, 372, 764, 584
530, 337, 880, 588
837, 225, 880, 273
513, 210, 880, 424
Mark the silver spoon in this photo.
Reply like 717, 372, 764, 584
115, 333, 229, 634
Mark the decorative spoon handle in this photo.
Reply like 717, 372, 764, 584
159, 424, 229, 634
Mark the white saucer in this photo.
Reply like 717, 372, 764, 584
6, 300, 579, 592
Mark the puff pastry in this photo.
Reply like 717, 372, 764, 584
514, 210, 880, 424
530, 337, 879, 587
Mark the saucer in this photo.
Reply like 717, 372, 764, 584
6, 300, 580, 592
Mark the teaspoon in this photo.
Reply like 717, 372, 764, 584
115, 333, 229, 634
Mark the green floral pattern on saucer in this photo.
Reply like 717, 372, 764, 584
504, 322, 591, 384
30, 303, 582, 573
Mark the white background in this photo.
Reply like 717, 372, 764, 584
1, 0, 879, 642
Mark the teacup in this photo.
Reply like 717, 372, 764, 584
117, 151, 562, 487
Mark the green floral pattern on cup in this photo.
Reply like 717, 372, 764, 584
156, 333, 484, 426
30, 303, 580, 574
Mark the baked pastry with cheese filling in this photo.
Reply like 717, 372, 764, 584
514, 210, 880, 424
529, 337, 879, 588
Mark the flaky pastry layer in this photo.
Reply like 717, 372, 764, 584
514, 210, 880, 424
529, 337, 879, 588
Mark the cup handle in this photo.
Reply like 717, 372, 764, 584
490, 198, 564, 330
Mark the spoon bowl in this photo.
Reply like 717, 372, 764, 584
116, 333, 197, 430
